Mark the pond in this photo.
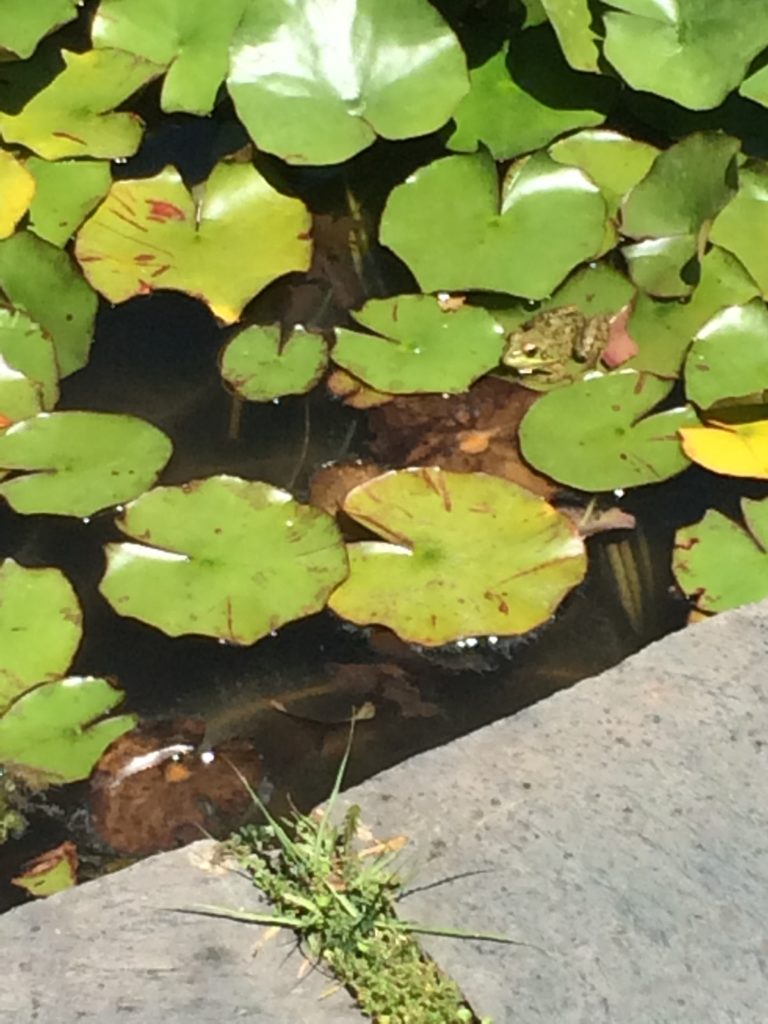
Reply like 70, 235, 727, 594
1, 0, 768, 912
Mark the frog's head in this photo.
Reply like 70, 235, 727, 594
502, 324, 561, 372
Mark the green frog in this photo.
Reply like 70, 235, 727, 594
502, 305, 610, 381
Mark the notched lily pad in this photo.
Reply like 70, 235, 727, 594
75, 160, 311, 323
0, 49, 163, 160
673, 498, 768, 614
221, 324, 328, 402
679, 415, 768, 479
0, 411, 173, 517
381, 151, 606, 300
227, 0, 468, 165
0, 559, 82, 714
0, 305, 59, 424
0, 0, 79, 59
27, 157, 112, 248
327, 467, 586, 646
519, 370, 698, 490
0, 676, 137, 785
99, 475, 348, 644
332, 294, 505, 394
11, 840, 78, 897
685, 301, 768, 409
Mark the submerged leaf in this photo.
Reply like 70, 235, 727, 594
75, 161, 311, 323
328, 467, 586, 645
99, 475, 348, 643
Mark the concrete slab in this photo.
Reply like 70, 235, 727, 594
1, 601, 766, 1023
338, 602, 768, 1023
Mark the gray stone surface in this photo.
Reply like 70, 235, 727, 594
338, 601, 768, 1023
2, 601, 767, 1023
0, 841, 363, 1024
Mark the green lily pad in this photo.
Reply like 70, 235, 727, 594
684, 300, 768, 409
93, 0, 247, 115
602, 0, 768, 110
521, 0, 548, 27
739, 63, 768, 110
673, 498, 768, 613
0, 149, 35, 239
0, 560, 82, 715
327, 467, 586, 645
626, 246, 760, 378
549, 130, 659, 216
332, 295, 505, 394
227, 0, 468, 165
711, 161, 768, 297
0, 676, 136, 785
27, 157, 111, 248
622, 235, 698, 298
11, 841, 78, 897
381, 151, 606, 300
621, 132, 740, 241
220, 325, 328, 402
447, 29, 613, 161
540, 0, 601, 71
0, 306, 58, 423
0, 49, 163, 160
99, 475, 348, 643
519, 370, 698, 489
75, 161, 311, 324
0, 412, 173, 517
0, 0, 78, 58
0, 230, 98, 377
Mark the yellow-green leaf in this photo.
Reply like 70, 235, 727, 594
679, 417, 768, 478
0, 149, 35, 239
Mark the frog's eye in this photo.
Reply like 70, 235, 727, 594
522, 342, 539, 355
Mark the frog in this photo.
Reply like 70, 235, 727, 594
502, 305, 610, 381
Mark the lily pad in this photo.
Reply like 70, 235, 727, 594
0, 676, 137, 785
0, 49, 164, 160
0, 0, 78, 58
622, 235, 698, 298
75, 161, 311, 324
678, 416, 768, 478
621, 132, 740, 241
0, 149, 35, 239
0, 560, 82, 715
626, 246, 760, 378
739, 64, 768, 110
327, 467, 586, 645
0, 306, 59, 423
519, 370, 698, 489
711, 161, 768, 297
550, 129, 659, 216
0, 230, 98, 377
540, 0, 601, 71
602, 0, 768, 110
27, 157, 111, 248
332, 295, 505, 394
685, 301, 768, 409
99, 475, 348, 643
220, 325, 328, 402
93, 0, 247, 115
380, 151, 606, 300
0, 412, 173, 517
673, 498, 768, 613
227, 0, 468, 165
11, 841, 78, 897
447, 29, 613, 160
